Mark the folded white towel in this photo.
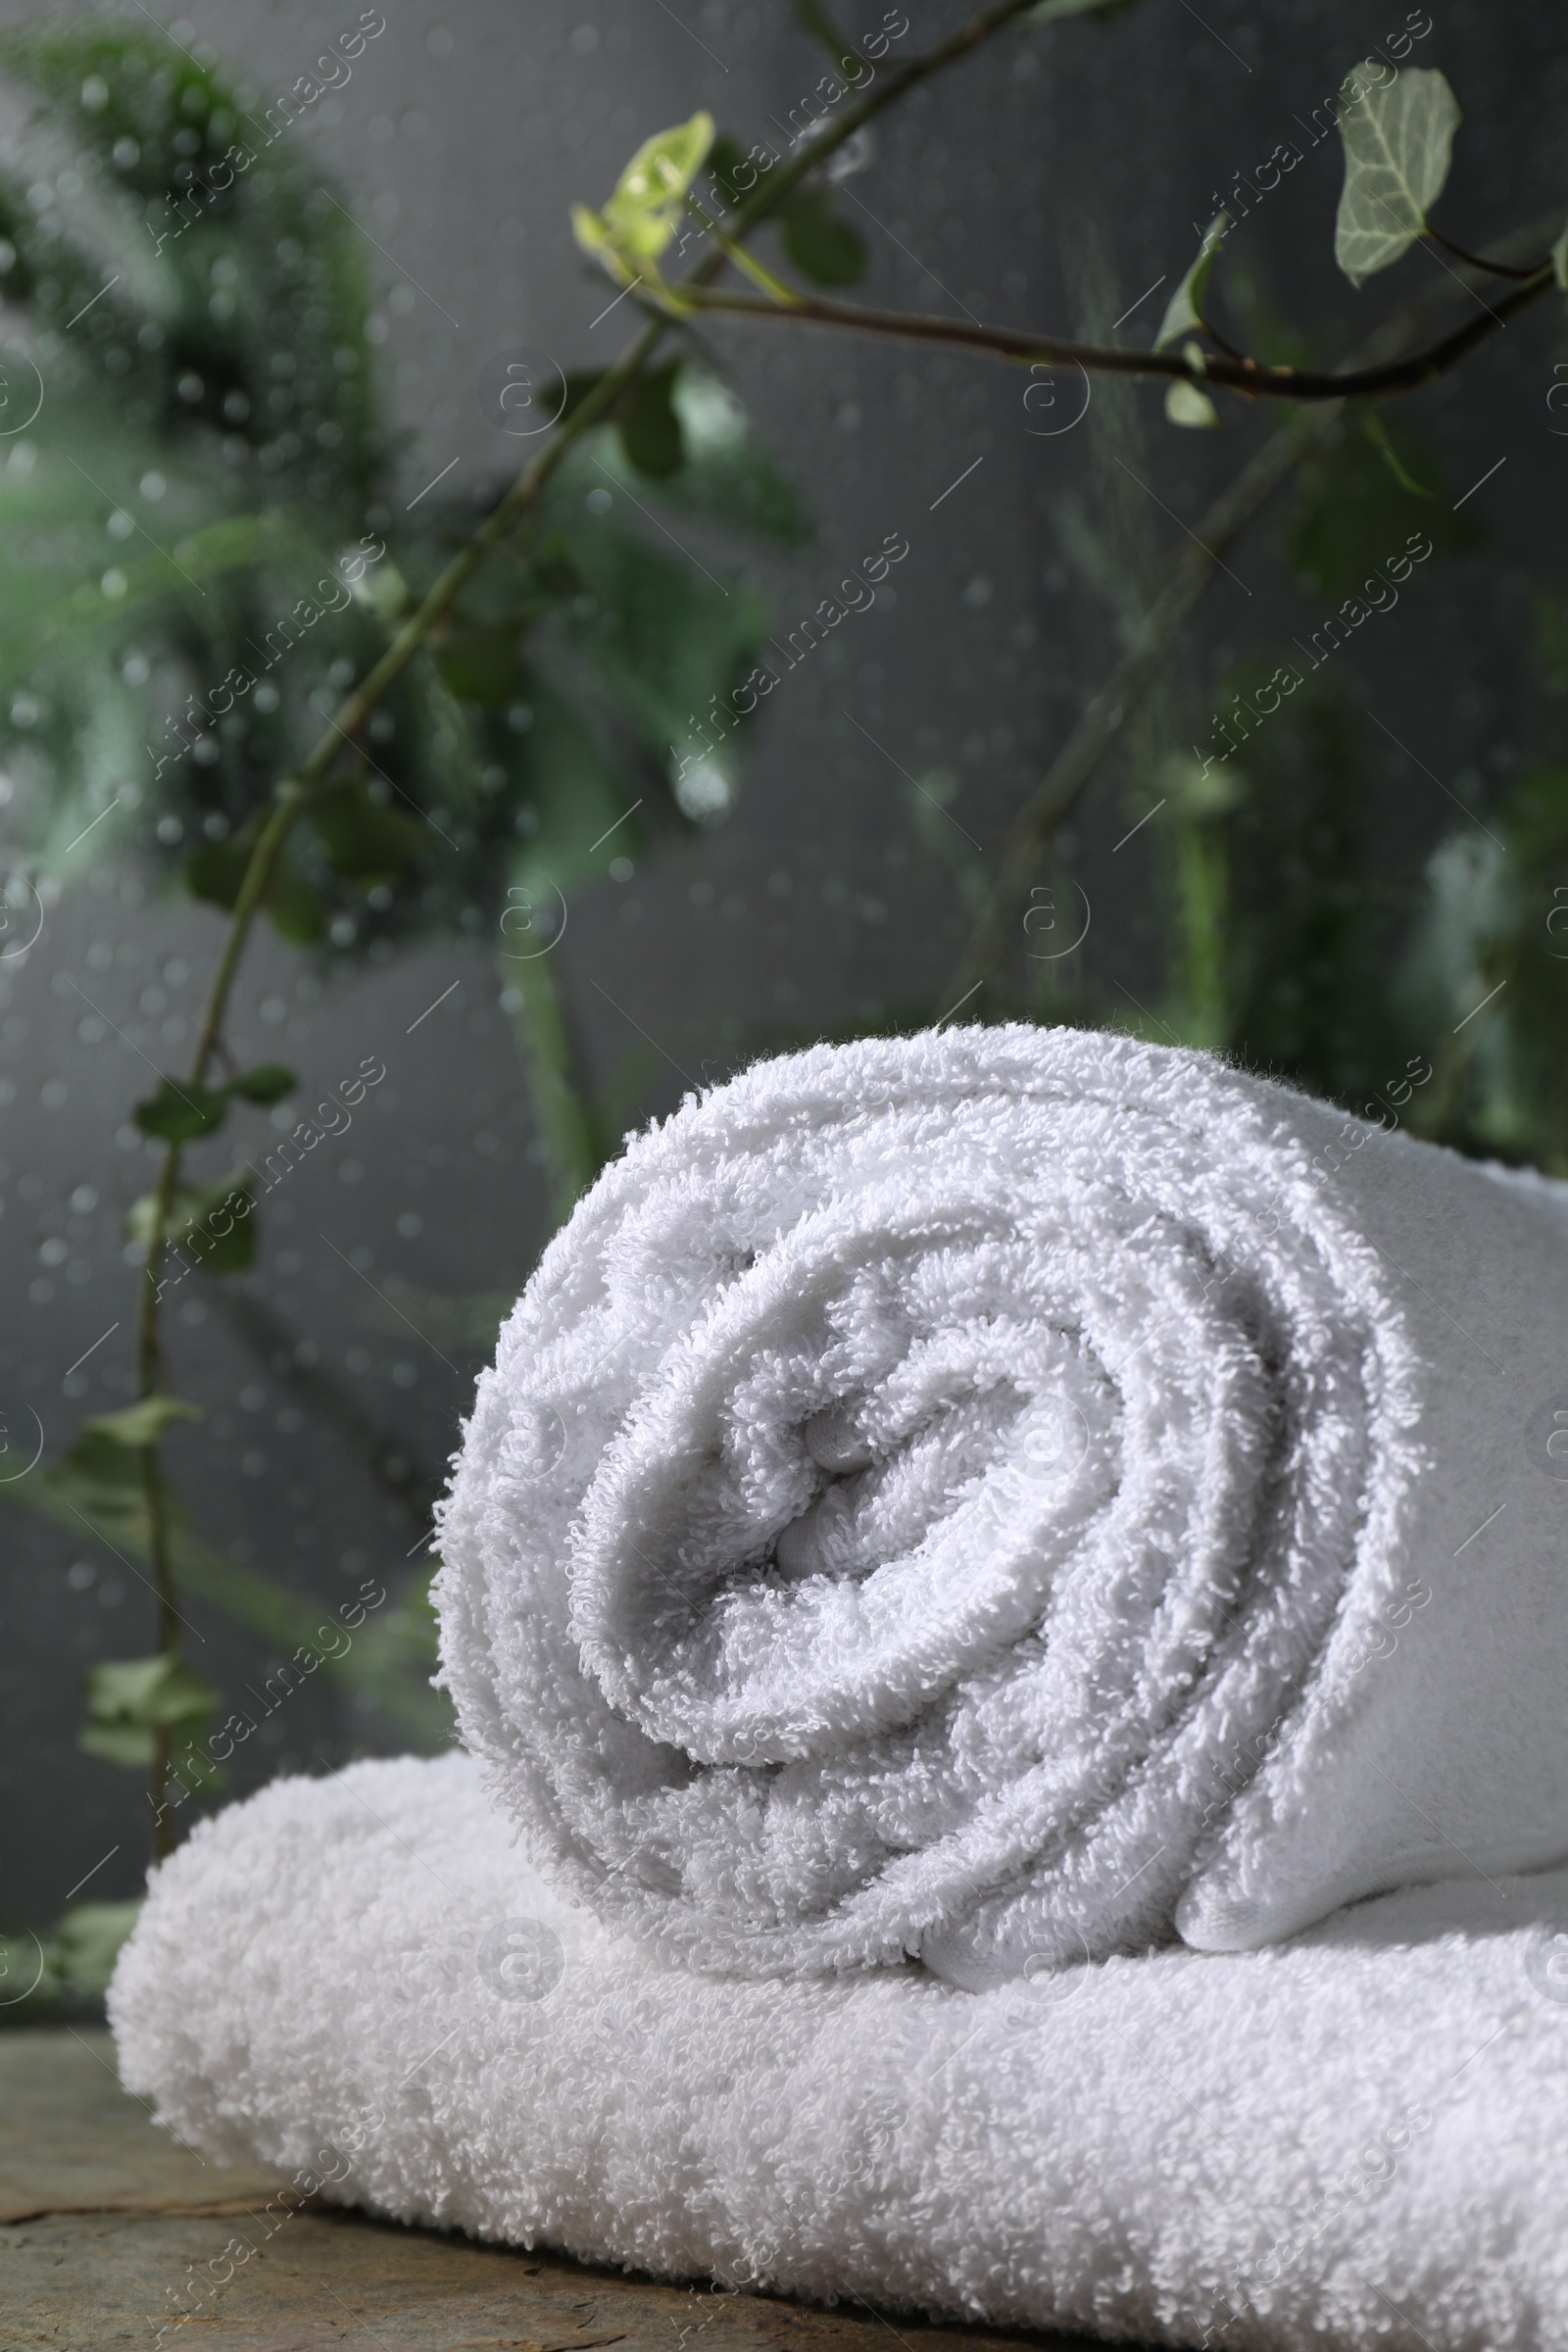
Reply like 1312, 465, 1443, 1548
110, 1752, 1568, 2351
434, 1024, 1568, 1988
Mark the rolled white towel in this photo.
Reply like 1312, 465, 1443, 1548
435, 1023, 1568, 1989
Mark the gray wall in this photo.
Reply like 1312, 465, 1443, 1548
2, 0, 1562, 1923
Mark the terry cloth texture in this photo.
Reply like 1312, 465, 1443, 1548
433, 1024, 1568, 1990
110, 1752, 1568, 2352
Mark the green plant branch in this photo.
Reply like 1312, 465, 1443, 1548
501, 951, 607, 1228
721, 0, 1049, 241
115, 0, 1047, 1854
667, 263, 1554, 404
1424, 222, 1548, 280
507, 0, 1050, 1202
127, 361, 657, 1847
945, 217, 1562, 1008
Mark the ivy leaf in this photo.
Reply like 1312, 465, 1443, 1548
78, 1721, 163, 1767
1335, 65, 1460, 287
125, 1175, 256, 1276
226, 1062, 295, 1105
572, 111, 716, 286
781, 192, 867, 288
82, 1396, 204, 1447
263, 849, 330, 945
182, 836, 252, 915
705, 132, 754, 210
1285, 414, 1477, 598
85, 1654, 218, 1724
123, 1192, 172, 1250
551, 502, 768, 759
80, 1653, 220, 1770
1165, 344, 1219, 427
553, 368, 611, 426
45, 1429, 147, 1522
548, 364, 691, 479
435, 618, 526, 706
1166, 380, 1220, 428
502, 673, 635, 902
55, 1902, 146, 1993
1155, 214, 1229, 351
172, 1173, 257, 1278
1360, 410, 1433, 498
133, 1078, 228, 1144
617, 362, 687, 476
308, 777, 423, 886
184, 832, 328, 946
661, 372, 813, 546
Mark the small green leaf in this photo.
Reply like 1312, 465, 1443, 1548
1359, 410, 1433, 498
84, 1653, 219, 1728
350, 554, 408, 623
82, 1396, 203, 1447
1335, 64, 1460, 287
553, 368, 611, 425
573, 111, 716, 285
262, 848, 329, 946
79, 1721, 159, 1767
80, 1654, 219, 1771
1552, 220, 1568, 290
554, 362, 692, 480
1166, 379, 1220, 428
125, 1174, 256, 1272
436, 618, 526, 705
1285, 414, 1477, 597
182, 835, 251, 914
705, 132, 754, 209
1155, 214, 1229, 350
172, 1172, 257, 1279
124, 1191, 171, 1250
184, 834, 327, 946
309, 777, 423, 886
781, 192, 867, 288
48, 1430, 146, 1512
133, 1078, 228, 1143
1166, 344, 1219, 427
54, 1903, 143, 1996
570, 202, 624, 282
227, 1062, 295, 1105
617, 362, 686, 476
1164, 749, 1244, 819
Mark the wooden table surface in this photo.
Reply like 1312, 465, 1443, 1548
1, 2029, 1102, 2352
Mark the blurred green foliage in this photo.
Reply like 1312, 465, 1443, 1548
0, 1900, 141, 2023
0, 21, 808, 1873
0, 24, 807, 955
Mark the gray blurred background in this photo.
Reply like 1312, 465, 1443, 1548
2, 0, 1563, 1929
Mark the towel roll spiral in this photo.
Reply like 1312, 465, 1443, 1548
436, 1024, 1568, 1985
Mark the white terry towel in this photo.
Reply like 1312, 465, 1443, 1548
110, 1752, 1568, 2351
434, 1024, 1568, 1990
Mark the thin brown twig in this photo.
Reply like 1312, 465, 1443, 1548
672, 267, 1553, 403
1425, 222, 1551, 281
